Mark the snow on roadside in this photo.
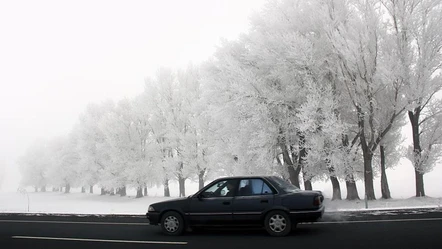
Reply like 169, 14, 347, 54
323, 196, 442, 212
1, 191, 441, 215
0, 192, 173, 215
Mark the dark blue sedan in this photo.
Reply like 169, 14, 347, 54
146, 176, 325, 236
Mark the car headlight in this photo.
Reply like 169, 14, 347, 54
148, 205, 155, 212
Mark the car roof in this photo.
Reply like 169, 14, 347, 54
214, 175, 275, 181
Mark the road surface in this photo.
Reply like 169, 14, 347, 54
1, 208, 441, 249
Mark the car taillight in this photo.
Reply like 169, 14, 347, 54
313, 196, 322, 206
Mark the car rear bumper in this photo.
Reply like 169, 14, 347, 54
146, 212, 160, 225
289, 205, 325, 223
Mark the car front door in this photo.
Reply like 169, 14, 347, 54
188, 179, 237, 226
231, 178, 275, 225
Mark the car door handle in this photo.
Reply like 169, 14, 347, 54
260, 199, 269, 203
222, 201, 231, 205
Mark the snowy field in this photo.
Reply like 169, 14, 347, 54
1, 190, 441, 215
1, 163, 441, 215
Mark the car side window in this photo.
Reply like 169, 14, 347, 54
201, 180, 236, 197
201, 180, 226, 197
237, 179, 274, 196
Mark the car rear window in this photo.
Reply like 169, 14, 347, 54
270, 176, 300, 193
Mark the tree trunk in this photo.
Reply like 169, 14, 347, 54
362, 153, 375, 200
409, 110, 426, 197
136, 187, 143, 198
120, 186, 126, 197
380, 146, 391, 199
304, 179, 313, 190
101, 188, 106, 195
288, 163, 301, 188
178, 176, 186, 197
143, 187, 148, 196
81, 187, 85, 193
41, 186, 46, 192
345, 174, 360, 200
330, 176, 342, 200
360, 128, 376, 200
342, 135, 360, 200
297, 135, 308, 188
302, 164, 312, 190
415, 169, 425, 197
279, 142, 301, 187
65, 184, 70, 193
357, 105, 376, 200
89, 186, 93, 194
198, 169, 205, 190
164, 179, 170, 197
34, 187, 38, 192
328, 167, 341, 200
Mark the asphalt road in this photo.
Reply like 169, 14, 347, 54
1, 208, 442, 249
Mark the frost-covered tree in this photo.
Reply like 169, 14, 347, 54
98, 99, 130, 196
98, 97, 155, 198
131, 95, 161, 196
204, 1, 336, 188
77, 100, 115, 194
176, 64, 218, 189
204, 0, 365, 199
405, 99, 442, 194
374, 119, 405, 199
47, 132, 81, 193
202, 38, 290, 182
141, 76, 173, 196
320, 0, 408, 200
18, 139, 51, 192
381, 0, 442, 197
297, 81, 350, 200
143, 68, 196, 197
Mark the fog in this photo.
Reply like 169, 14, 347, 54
0, 0, 265, 192
0, 0, 441, 201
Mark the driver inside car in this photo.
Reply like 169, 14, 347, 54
224, 181, 236, 197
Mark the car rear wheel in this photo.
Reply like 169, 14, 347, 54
160, 211, 184, 236
264, 210, 291, 237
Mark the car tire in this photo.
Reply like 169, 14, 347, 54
264, 210, 291, 237
160, 211, 185, 236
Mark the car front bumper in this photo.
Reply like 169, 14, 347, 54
146, 212, 160, 225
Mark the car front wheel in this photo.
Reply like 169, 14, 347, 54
160, 211, 184, 236
264, 210, 291, 237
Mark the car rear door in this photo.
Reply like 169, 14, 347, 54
231, 178, 275, 225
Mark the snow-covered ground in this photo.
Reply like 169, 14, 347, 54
1, 190, 441, 215
2, 164, 441, 215
324, 196, 442, 211
0, 191, 167, 215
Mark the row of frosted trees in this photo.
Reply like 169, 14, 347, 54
19, 0, 442, 200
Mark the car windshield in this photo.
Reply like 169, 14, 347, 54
270, 177, 300, 193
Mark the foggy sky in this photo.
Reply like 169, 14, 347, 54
0, 0, 441, 197
0, 0, 266, 191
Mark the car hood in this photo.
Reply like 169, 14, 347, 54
151, 197, 189, 207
